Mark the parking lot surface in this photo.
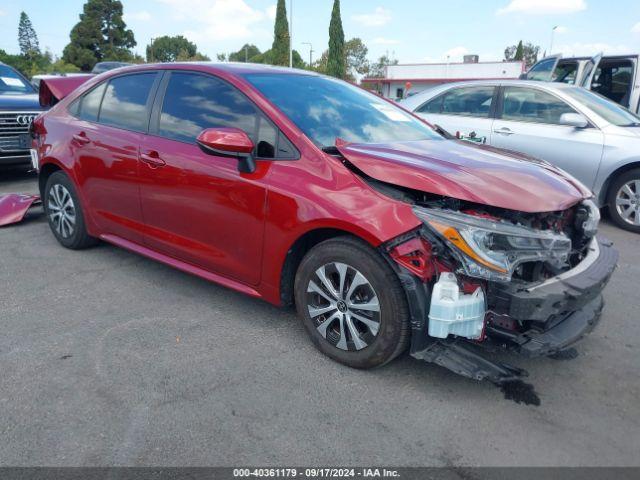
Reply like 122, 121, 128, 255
1, 166, 639, 466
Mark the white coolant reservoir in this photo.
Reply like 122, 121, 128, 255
428, 272, 486, 340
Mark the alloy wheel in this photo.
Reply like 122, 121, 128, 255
306, 262, 381, 351
48, 183, 76, 239
615, 180, 640, 226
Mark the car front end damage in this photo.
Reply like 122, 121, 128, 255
382, 196, 618, 385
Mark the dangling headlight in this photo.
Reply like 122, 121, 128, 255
413, 206, 572, 282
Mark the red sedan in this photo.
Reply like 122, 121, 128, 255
32, 63, 616, 385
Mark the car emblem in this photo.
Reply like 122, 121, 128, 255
16, 115, 37, 126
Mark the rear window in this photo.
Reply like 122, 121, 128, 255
98, 73, 157, 132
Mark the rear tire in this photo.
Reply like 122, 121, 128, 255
607, 169, 640, 233
294, 236, 410, 369
44, 171, 98, 249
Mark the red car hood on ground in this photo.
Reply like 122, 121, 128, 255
336, 139, 590, 213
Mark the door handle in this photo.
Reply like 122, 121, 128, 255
493, 127, 514, 136
72, 132, 91, 145
140, 150, 166, 168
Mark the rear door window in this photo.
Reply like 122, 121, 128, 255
76, 83, 107, 122
500, 87, 577, 125
98, 73, 157, 132
440, 86, 495, 118
157, 72, 295, 159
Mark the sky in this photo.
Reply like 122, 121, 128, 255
0, 0, 639, 65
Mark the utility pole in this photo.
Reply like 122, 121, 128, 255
245, 45, 248, 62
302, 42, 313, 67
289, 0, 293, 67
149, 37, 155, 63
549, 25, 558, 55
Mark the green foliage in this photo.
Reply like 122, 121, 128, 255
62, 0, 136, 71
146, 35, 208, 62
505, 41, 540, 67
345, 38, 369, 80
514, 40, 524, 61
271, 0, 290, 66
18, 12, 40, 58
0, 48, 79, 78
367, 54, 398, 79
248, 48, 305, 68
326, 0, 345, 78
228, 44, 262, 63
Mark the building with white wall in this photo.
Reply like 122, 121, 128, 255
362, 58, 526, 100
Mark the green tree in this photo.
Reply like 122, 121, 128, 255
345, 38, 369, 80
504, 41, 540, 67
18, 12, 40, 58
367, 54, 398, 78
146, 35, 208, 62
271, 0, 290, 66
228, 44, 262, 62
63, 0, 136, 71
326, 0, 345, 78
514, 40, 524, 61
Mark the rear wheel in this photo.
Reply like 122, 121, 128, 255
44, 171, 98, 249
607, 169, 640, 233
294, 237, 410, 369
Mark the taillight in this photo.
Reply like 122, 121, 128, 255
389, 236, 435, 281
30, 115, 46, 147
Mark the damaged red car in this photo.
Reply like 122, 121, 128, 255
31, 63, 617, 384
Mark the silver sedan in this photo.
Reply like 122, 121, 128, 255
401, 80, 640, 232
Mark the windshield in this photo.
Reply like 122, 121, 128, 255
564, 87, 640, 127
0, 65, 34, 94
244, 73, 441, 147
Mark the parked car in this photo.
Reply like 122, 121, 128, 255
31, 64, 616, 385
522, 53, 640, 114
0, 62, 47, 167
91, 61, 132, 74
401, 80, 640, 232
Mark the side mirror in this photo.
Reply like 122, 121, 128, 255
196, 127, 256, 173
559, 113, 589, 129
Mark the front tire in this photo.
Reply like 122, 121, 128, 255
44, 171, 98, 249
294, 237, 410, 369
607, 169, 640, 233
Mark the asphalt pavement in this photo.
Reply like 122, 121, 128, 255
1, 165, 639, 466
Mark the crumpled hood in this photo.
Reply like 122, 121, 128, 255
336, 139, 591, 213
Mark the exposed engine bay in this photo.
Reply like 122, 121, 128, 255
335, 157, 618, 392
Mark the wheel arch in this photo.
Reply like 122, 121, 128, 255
599, 161, 640, 206
38, 161, 65, 198
278, 227, 378, 308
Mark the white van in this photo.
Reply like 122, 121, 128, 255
523, 53, 640, 113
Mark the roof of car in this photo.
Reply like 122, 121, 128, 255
111, 62, 319, 77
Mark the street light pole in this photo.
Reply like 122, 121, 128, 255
302, 42, 313, 67
289, 0, 293, 68
549, 25, 558, 55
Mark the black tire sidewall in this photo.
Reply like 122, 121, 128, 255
607, 169, 640, 233
44, 171, 92, 249
294, 237, 409, 369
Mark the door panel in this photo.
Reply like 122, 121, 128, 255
71, 73, 159, 243
493, 87, 604, 190
138, 136, 267, 285
79, 124, 145, 242
139, 71, 270, 286
424, 113, 493, 145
